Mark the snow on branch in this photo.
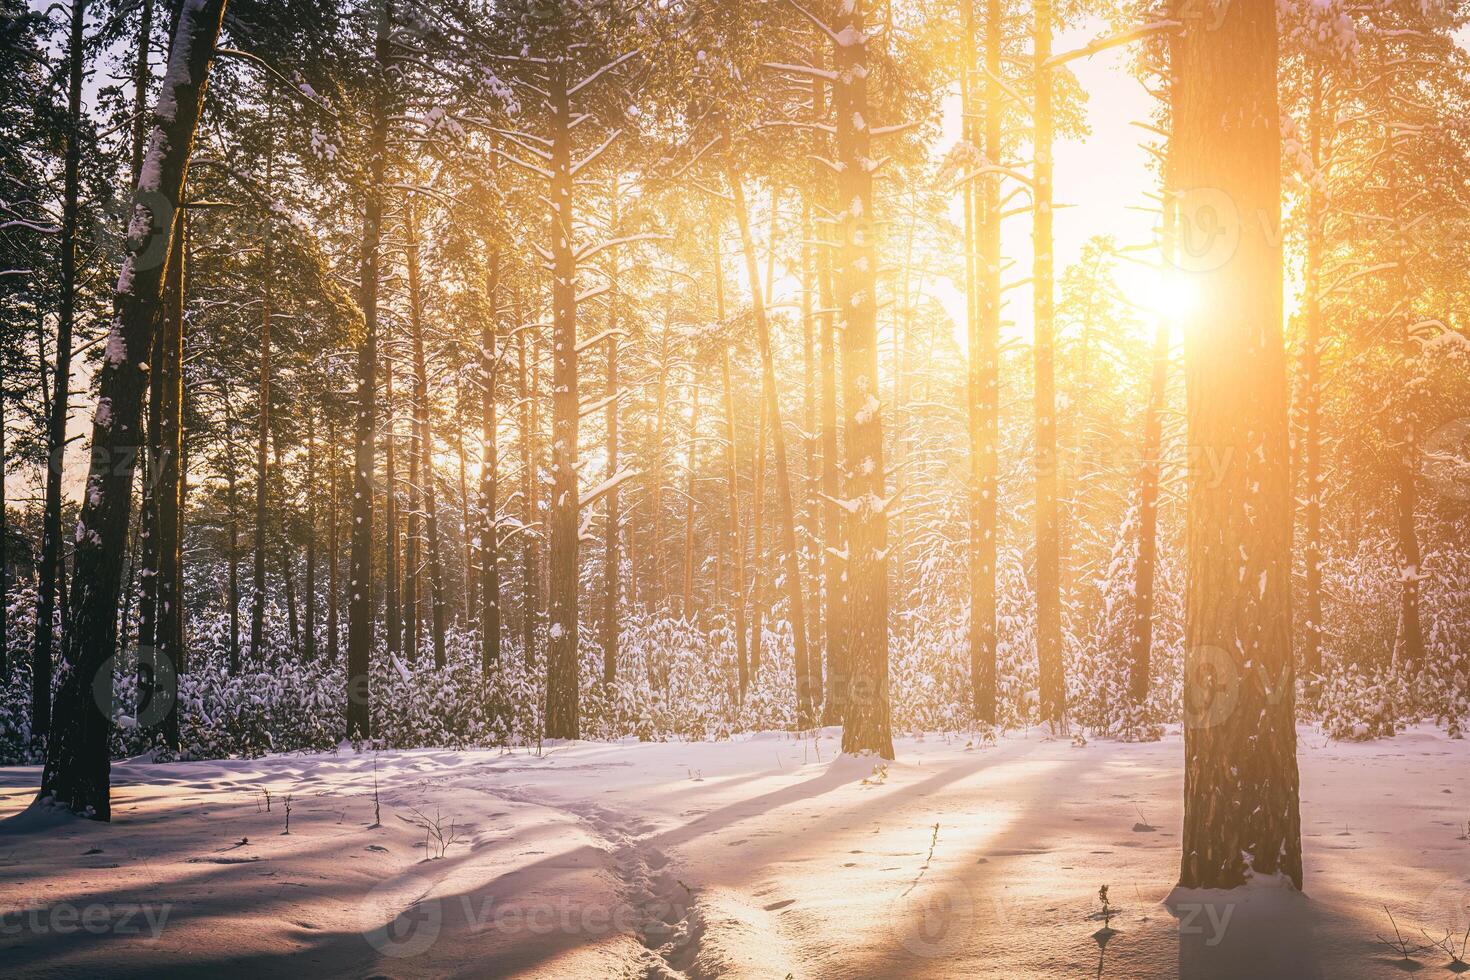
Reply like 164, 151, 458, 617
574, 326, 627, 354
575, 232, 668, 264
580, 468, 640, 511
570, 129, 623, 177
492, 147, 552, 180
762, 61, 837, 82
1043, 21, 1179, 70
214, 48, 339, 119
782, 0, 841, 45
568, 49, 640, 98
870, 121, 921, 138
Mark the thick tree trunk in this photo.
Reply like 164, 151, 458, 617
832, 0, 892, 758
1174, 0, 1302, 890
729, 168, 814, 727
543, 64, 581, 739
1032, 0, 1065, 726
34, 0, 90, 740
346, 0, 393, 741
405, 202, 448, 668
40, 0, 227, 818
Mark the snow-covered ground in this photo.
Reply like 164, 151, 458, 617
1, 726, 1467, 978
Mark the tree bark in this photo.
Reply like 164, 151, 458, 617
346, 0, 393, 741
601, 213, 621, 683
1032, 0, 1065, 726
1299, 74, 1324, 677
304, 403, 317, 662
831, 1, 892, 758
1174, 0, 1302, 890
249, 103, 276, 664
40, 0, 227, 818
154, 209, 186, 748
34, 0, 90, 740
405, 201, 447, 668
518, 313, 538, 667
480, 253, 503, 674
728, 168, 814, 727
543, 63, 581, 739
713, 225, 750, 698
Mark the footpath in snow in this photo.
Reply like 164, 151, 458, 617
2, 725, 1468, 978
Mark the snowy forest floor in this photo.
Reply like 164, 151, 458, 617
1, 727, 1468, 979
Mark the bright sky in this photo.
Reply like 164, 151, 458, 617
932, 17, 1160, 344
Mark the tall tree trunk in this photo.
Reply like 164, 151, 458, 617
225, 393, 241, 676
682, 379, 700, 618
650, 286, 675, 608
272, 430, 299, 659
728, 168, 814, 727
384, 354, 401, 658
40, 0, 227, 818
34, 0, 90, 740
830, 0, 892, 757
713, 225, 750, 698
327, 412, 340, 664
800, 198, 822, 698
1130, 150, 1174, 710
0, 356, 7, 679
518, 316, 538, 666
479, 253, 502, 674
817, 196, 846, 725
154, 209, 186, 748
1032, 0, 1064, 726
405, 201, 447, 668
249, 104, 277, 663
748, 382, 767, 676
1174, 0, 1302, 890
346, 0, 393, 741
969, 0, 1001, 726
456, 390, 472, 626
304, 404, 317, 662
1131, 310, 1170, 709
404, 361, 421, 661
544, 63, 581, 738
129, 0, 155, 180
1299, 74, 1324, 677
601, 219, 621, 683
